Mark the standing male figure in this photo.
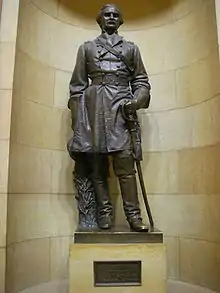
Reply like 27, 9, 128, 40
68, 4, 151, 232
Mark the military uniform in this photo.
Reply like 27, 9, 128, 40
68, 32, 151, 230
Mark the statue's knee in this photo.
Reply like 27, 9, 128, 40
113, 151, 135, 177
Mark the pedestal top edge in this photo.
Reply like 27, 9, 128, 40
73, 226, 163, 244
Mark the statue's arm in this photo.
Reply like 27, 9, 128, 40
130, 45, 151, 109
68, 44, 89, 125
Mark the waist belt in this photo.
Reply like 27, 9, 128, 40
92, 74, 129, 86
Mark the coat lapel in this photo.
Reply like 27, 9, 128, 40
96, 33, 123, 58
111, 34, 123, 47
96, 34, 108, 56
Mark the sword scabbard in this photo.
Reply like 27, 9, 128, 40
136, 161, 154, 228
122, 104, 154, 227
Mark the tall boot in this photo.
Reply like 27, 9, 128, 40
113, 151, 148, 232
91, 176, 113, 229
118, 174, 148, 232
89, 154, 113, 229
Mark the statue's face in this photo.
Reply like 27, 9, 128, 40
100, 6, 121, 32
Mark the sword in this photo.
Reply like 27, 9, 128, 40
122, 104, 154, 228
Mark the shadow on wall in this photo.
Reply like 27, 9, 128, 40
59, 0, 173, 21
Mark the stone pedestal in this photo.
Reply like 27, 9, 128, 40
69, 226, 166, 293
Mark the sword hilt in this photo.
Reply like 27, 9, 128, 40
121, 102, 138, 123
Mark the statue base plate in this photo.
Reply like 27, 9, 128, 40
69, 226, 166, 293
74, 225, 163, 244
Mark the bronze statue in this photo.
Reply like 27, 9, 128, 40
67, 4, 151, 232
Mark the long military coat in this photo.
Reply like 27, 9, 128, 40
67, 33, 151, 155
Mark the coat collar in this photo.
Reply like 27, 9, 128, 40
96, 33, 123, 47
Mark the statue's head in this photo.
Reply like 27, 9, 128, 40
96, 4, 123, 33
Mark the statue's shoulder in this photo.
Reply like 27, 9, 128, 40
122, 38, 136, 48
81, 40, 93, 47
81, 39, 98, 50
76, 40, 94, 55
124, 39, 134, 45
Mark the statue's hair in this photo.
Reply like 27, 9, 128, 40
96, 4, 123, 28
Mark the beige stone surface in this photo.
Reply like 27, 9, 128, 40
216, 0, 220, 45
0, 140, 9, 194
177, 144, 220, 195
0, 42, 16, 89
0, 248, 5, 293
50, 194, 76, 237
13, 49, 55, 106
0, 90, 12, 140
51, 108, 72, 150
10, 98, 55, 148
51, 150, 74, 194
192, 95, 220, 147
6, 238, 50, 293
172, 0, 208, 20
53, 70, 72, 109
147, 70, 176, 112
124, 0, 217, 75
179, 238, 220, 292
141, 151, 179, 194
141, 107, 194, 151
141, 95, 220, 152
141, 144, 220, 195
0, 0, 19, 42
50, 237, 70, 280
30, 0, 59, 18
18, 280, 68, 293
163, 236, 179, 280
0, 193, 7, 247
7, 193, 76, 244
9, 143, 52, 194
17, 0, 97, 71
171, 0, 217, 67
10, 97, 71, 150
17, 0, 58, 67
69, 243, 166, 293
175, 49, 220, 108
150, 194, 220, 243
7, 193, 53, 244
0, 1, 18, 291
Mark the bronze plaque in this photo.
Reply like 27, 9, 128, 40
93, 260, 141, 287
